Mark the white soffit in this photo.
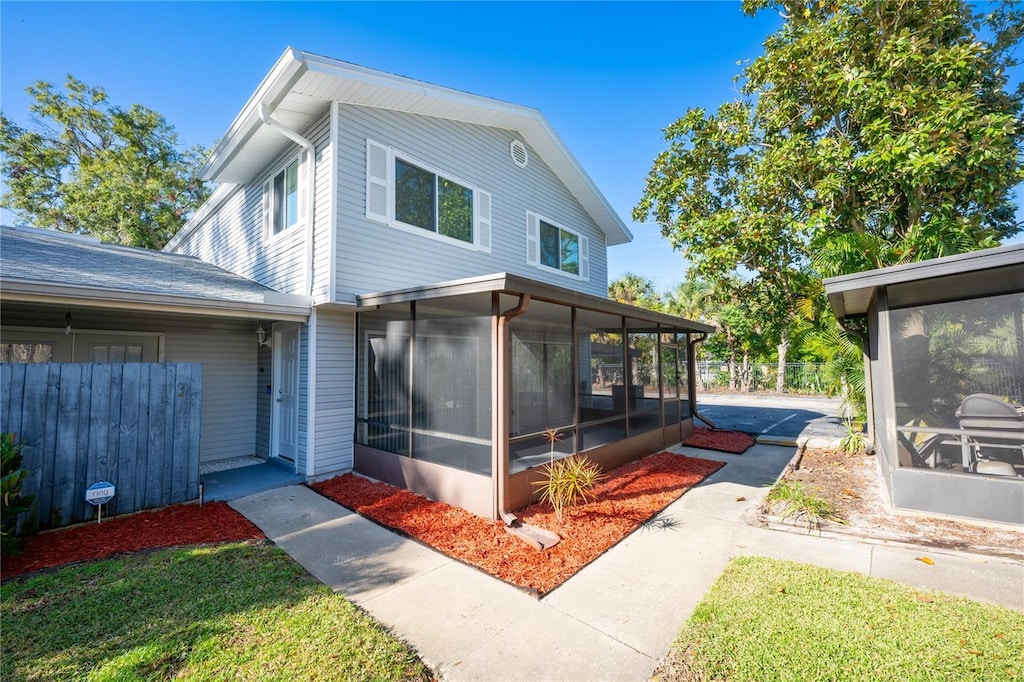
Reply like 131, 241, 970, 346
202, 48, 632, 246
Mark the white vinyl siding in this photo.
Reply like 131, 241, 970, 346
169, 108, 332, 296
309, 309, 355, 476
338, 106, 607, 297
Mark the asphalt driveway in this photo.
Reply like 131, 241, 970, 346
695, 393, 847, 443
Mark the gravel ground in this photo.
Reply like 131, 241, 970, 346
764, 446, 1024, 560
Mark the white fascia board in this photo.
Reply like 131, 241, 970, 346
518, 117, 632, 246
201, 47, 308, 182
303, 51, 537, 122
0, 280, 311, 321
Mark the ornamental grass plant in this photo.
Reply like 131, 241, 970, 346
531, 427, 605, 523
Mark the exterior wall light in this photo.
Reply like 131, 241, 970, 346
255, 322, 272, 348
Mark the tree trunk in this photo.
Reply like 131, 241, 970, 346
727, 331, 738, 391
775, 327, 790, 393
740, 352, 751, 392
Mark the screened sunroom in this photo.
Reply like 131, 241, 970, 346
353, 273, 713, 519
826, 244, 1024, 525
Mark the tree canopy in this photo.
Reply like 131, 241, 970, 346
1, 76, 210, 249
609, 272, 663, 310
635, 0, 1023, 282
633, 0, 1023, 406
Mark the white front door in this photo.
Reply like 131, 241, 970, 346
272, 325, 299, 462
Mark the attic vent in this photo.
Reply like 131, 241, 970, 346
510, 139, 529, 168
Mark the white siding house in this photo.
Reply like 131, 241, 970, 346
156, 48, 711, 518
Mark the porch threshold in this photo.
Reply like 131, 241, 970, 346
200, 458, 304, 502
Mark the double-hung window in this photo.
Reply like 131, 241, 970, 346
366, 139, 491, 251
526, 212, 589, 280
263, 156, 302, 238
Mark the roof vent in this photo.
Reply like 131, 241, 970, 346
510, 139, 528, 168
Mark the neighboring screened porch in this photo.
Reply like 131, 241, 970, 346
353, 274, 712, 519
826, 245, 1024, 525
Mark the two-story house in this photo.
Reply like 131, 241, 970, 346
2, 48, 712, 523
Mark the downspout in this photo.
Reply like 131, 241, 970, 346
258, 103, 316, 297
689, 332, 716, 430
259, 102, 318, 478
495, 293, 530, 526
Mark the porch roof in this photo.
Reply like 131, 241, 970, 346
824, 243, 1024, 319
0, 225, 311, 321
355, 271, 716, 333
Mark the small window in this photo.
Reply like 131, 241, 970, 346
90, 344, 144, 363
2, 342, 53, 363
365, 140, 491, 252
264, 157, 301, 238
540, 220, 579, 275
527, 212, 588, 279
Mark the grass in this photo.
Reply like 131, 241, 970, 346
763, 480, 845, 530
1, 542, 429, 681
656, 556, 1024, 681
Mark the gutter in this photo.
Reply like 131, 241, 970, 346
258, 103, 317, 298
258, 100, 319, 479
495, 294, 530, 526
688, 332, 716, 430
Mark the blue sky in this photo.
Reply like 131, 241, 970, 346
1, 2, 1019, 292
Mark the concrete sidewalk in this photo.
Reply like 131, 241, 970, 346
230, 444, 1023, 681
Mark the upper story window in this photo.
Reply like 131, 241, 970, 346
263, 155, 303, 239
526, 212, 589, 280
366, 139, 491, 251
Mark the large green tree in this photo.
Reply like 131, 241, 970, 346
635, 0, 1023, 401
609, 272, 663, 310
1, 76, 210, 249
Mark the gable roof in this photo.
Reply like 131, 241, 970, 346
201, 47, 632, 246
0, 226, 310, 320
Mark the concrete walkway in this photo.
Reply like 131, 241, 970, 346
230, 444, 1024, 681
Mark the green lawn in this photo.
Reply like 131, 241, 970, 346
1, 542, 429, 681
657, 556, 1023, 681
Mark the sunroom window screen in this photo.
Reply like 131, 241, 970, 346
356, 297, 492, 475
890, 293, 1024, 474
509, 300, 575, 471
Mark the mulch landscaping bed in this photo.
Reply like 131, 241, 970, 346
1, 501, 264, 580
313, 451, 724, 596
684, 427, 756, 454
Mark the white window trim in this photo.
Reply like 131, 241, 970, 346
526, 211, 589, 281
263, 154, 305, 244
365, 139, 491, 253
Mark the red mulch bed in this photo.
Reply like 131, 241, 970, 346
312, 452, 723, 596
684, 426, 756, 454
2, 501, 264, 580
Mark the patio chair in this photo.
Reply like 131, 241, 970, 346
955, 393, 1024, 476
895, 410, 948, 469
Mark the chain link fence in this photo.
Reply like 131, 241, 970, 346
695, 360, 831, 395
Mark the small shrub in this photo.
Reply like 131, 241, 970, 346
762, 480, 844, 531
1, 432, 35, 555
533, 455, 604, 523
840, 418, 867, 454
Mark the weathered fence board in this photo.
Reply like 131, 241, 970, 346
0, 362, 202, 529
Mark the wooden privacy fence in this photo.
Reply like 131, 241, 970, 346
1, 362, 202, 530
